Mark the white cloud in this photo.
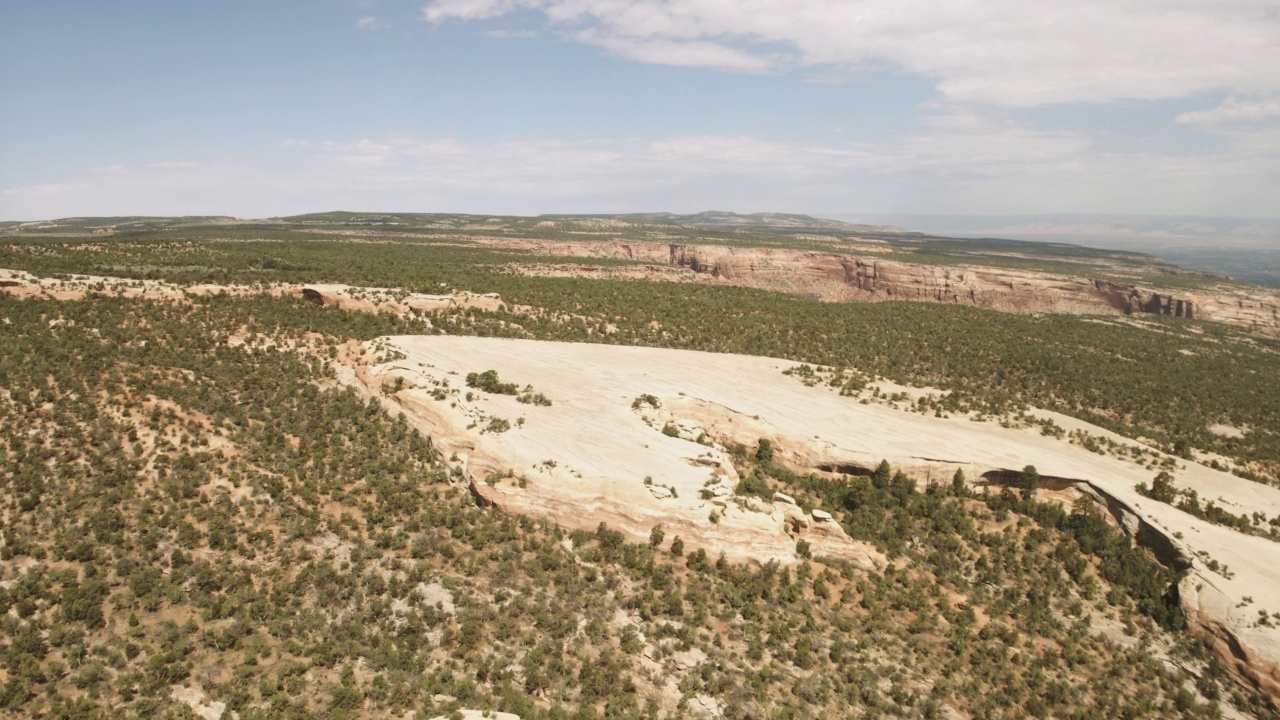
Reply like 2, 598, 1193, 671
1177, 95, 1280, 126
4, 118, 1278, 220
422, 0, 517, 23
355, 16, 380, 30
574, 30, 773, 72
484, 28, 538, 38
421, 0, 1280, 107
1, 183, 84, 198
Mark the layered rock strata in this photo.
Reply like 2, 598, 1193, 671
462, 237, 1280, 336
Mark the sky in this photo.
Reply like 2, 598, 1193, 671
1, 0, 1278, 221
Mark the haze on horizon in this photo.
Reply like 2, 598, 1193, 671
2, 1, 1279, 223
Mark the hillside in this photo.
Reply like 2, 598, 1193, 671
2, 215, 1280, 718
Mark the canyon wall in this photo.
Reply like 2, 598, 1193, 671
467, 237, 1280, 336
665, 243, 1278, 334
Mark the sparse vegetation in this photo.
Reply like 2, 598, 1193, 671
7, 230, 1275, 483
631, 394, 660, 410
1138, 472, 1280, 541
1, 222, 1277, 718
516, 385, 552, 406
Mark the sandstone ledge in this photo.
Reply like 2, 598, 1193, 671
341, 335, 1280, 705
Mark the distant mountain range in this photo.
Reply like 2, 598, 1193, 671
834, 214, 1280, 287
6, 210, 1278, 287
835, 213, 1280, 248
587, 211, 913, 236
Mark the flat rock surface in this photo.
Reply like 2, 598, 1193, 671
360, 335, 1280, 686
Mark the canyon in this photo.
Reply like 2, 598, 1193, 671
5, 215, 1278, 717
462, 236, 1280, 337
6, 252, 1280, 709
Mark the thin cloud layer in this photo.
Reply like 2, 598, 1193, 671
5, 116, 1277, 219
573, 30, 773, 72
1177, 95, 1280, 126
422, 0, 1280, 106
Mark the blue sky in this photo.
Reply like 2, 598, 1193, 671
2, 0, 1278, 220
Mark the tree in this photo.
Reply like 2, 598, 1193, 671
756, 438, 774, 463
465, 369, 517, 395
872, 460, 892, 490
686, 548, 710, 572
1015, 465, 1039, 499
1149, 471, 1177, 504
796, 539, 812, 559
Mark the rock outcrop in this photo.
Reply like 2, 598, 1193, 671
463, 237, 1280, 336
336, 335, 1280, 706
668, 244, 1278, 331
1181, 578, 1280, 704
296, 284, 504, 314
429, 711, 521, 720
343, 337, 887, 568
1036, 472, 1280, 704
0, 270, 507, 317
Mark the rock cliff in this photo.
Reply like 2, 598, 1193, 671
463, 237, 1280, 336
667, 243, 1277, 333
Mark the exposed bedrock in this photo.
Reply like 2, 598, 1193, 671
336, 335, 1280, 707
972, 467, 1278, 706
345, 363, 884, 570
1182, 578, 1280, 705
671, 244, 1216, 321
466, 236, 1280, 335
671, 245, 1278, 334
295, 284, 505, 313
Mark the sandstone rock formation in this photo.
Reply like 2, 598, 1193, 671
296, 284, 504, 314
348, 344, 881, 568
0, 269, 505, 316
429, 711, 521, 720
338, 335, 1280, 705
1182, 577, 1280, 703
462, 237, 1280, 336
666, 244, 1280, 334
